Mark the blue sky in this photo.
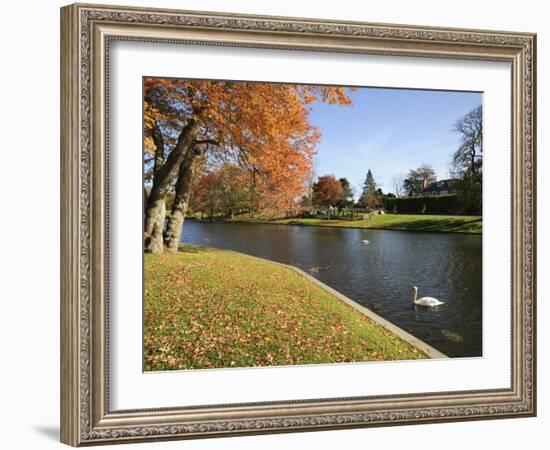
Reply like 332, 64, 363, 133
309, 87, 482, 198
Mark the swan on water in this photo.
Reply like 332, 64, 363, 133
412, 286, 444, 307
362, 240, 370, 244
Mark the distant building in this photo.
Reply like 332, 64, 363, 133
423, 179, 459, 196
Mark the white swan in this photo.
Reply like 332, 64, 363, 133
362, 240, 370, 244
412, 286, 444, 307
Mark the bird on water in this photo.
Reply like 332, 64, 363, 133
412, 286, 444, 307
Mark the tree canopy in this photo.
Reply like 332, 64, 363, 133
337, 178, 354, 208
143, 78, 353, 252
362, 169, 377, 195
452, 105, 483, 176
451, 105, 483, 213
403, 164, 436, 197
312, 175, 343, 208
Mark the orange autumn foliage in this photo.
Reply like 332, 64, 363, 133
312, 175, 344, 208
144, 78, 353, 215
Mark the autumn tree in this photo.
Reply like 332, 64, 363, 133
358, 192, 381, 210
144, 78, 352, 253
190, 163, 250, 219
190, 172, 223, 220
312, 175, 343, 217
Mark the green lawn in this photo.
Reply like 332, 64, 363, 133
232, 213, 482, 234
144, 246, 426, 371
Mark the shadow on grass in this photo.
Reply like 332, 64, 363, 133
178, 244, 211, 254
299, 216, 360, 222
384, 217, 482, 232
286, 219, 342, 226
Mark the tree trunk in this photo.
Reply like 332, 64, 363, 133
144, 115, 201, 253
142, 122, 166, 253
144, 195, 166, 254
143, 186, 148, 221
163, 153, 196, 253
152, 122, 165, 177
250, 168, 256, 219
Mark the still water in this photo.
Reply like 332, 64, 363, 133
181, 220, 482, 357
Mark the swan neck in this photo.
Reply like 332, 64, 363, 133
413, 288, 417, 303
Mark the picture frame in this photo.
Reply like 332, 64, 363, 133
60, 2, 536, 446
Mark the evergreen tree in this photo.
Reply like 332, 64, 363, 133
362, 169, 377, 195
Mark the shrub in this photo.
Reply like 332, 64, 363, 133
395, 196, 425, 213
390, 195, 459, 214
384, 197, 397, 213
423, 195, 459, 214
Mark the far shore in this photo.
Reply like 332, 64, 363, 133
189, 213, 482, 234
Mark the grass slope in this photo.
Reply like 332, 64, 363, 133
144, 246, 426, 371
233, 214, 482, 234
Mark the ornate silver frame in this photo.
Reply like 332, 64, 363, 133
60, 3, 536, 446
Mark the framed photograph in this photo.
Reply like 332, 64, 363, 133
60, 3, 536, 446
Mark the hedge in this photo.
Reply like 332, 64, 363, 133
422, 195, 459, 214
385, 195, 459, 214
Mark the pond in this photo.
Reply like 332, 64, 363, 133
181, 220, 482, 358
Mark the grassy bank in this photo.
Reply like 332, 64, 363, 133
144, 246, 426, 371
229, 213, 482, 234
